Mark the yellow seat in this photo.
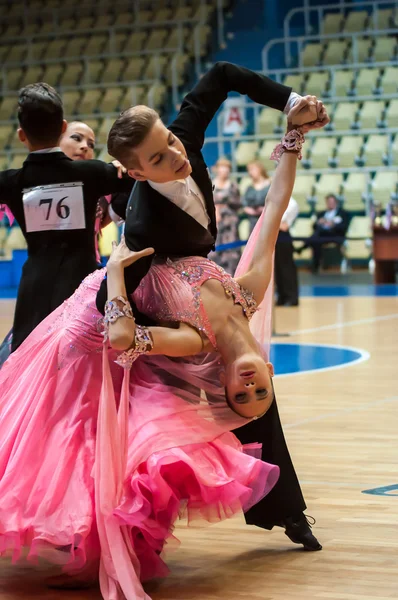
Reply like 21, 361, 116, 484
155, 8, 172, 22
136, 10, 152, 23
342, 173, 368, 211
119, 86, 147, 109
343, 10, 369, 32
98, 222, 119, 258
111, 32, 128, 54
9, 154, 27, 170
360, 100, 385, 129
46, 38, 68, 59
238, 176, 252, 197
41, 65, 64, 87
58, 17, 77, 33
3, 24, 22, 38
333, 102, 359, 130
101, 58, 125, 84
0, 97, 18, 120
310, 136, 338, 169
0, 125, 14, 150
124, 31, 148, 53
5, 68, 24, 91
82, 118, 100, 136
86, 60, 104, 84
355, 68, 380, 96
363, 135, 388, 167
144, 55, 169, 80
373, 36, 396, 62
235, 141, 259, 167
292, 174, 316, 208
76, 16, 95, 31
6, 44, 27, 64
9, 128, 23, 149
0, 46, 9, 63
301, 43, 323, 67
94, 14, 114, 29
85, 34, 108, 57
60, 62, 84, 87
113, 12, 134, 27
174, 6, 193, 20
123, 58, 146, 82
164, 27, 189, 51
21, 66, 44, 87
62, 91, 81, 116
283, 74, 306, 93
167, 54, 189, 86
322, 12, 343, 34
380, 66, 398, 94
323, 40, 349, 65
64, 37, 88, 58
290, 218, 314, 258
147, 83, 167, 112
96, 118, 114, 146
386, 99, 398, 128
314, 173, 344, 200
258, 140, 279, 172
350, 38, 373, 63
333, 70, 354, 97
193, 3, 214, 23
375, 8, 393, 29
371, 171, 398, 206
391, 135, 398, 165
187, 24, 211, 57
21, 22, 40, 37
145, 29, 168, 51
5, 226, 27, 250
306, 72, 329, 97
257, 108, 283, 135
337, 135, 364, 167
99, 88, 124, 113
31, 41, 48, 61
78, 90, 103, 116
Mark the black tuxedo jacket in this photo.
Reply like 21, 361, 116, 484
315, 207, 350, 236
97, 61, 291, 313
0, 151, 134, 350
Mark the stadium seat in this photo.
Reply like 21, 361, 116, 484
99, 87, 123, 113
165, 27, 189, 51
136, 10, 152, 23
174, 6, 193, 20
375, 8, 394, 29
290, 218, 314, 258
306, 72, 329, 96
350, 38, 373, 63
343, 10, 369, 32
31, 40, 49, 60
0, 125, 14, 150
62, 91, 81, 117
314, 173, 344, 200
41, 64, 64, 88
58, 17, 78, 33
337, 135, 364, 167
76, 16, 95, 31
97, 118, 114, 145
235, 141, 259, 167
238, 176, 252, 197
144, 55, 169, 80
309, 136, 338, 169
283, 74, 306, 94
86, 60, 104, 84
123, 58, 146, 81
155, 8, 172, 22
258, 140, 280, 172
355, 68, 380, 96
257, 108, 283, 134
0, 97, 18, 120
193, 3, 215, 22
344, 216, 371, 261
342, 173, 368, 211
373, 36, 396, 62
380, 66, 398, 94
371, 170, 398, 205
98, 148, 116, 163
94, 14, 114, 29
322, 12, 343, 34
78, 90, 103, 115
292, 174, 316, 208
333, 102, 359, 130
301, 43, 323, 67
187, 24, 211, 56
101, 58, 125, 84
148, 82, 167, 111
5, 226, 27, 250
167, 54, 190, 86
114, 12, 134, 27
64, 37, 88, 58
60, 62, 84, 86
359, 100, 385, 129
6, 44, 27, 64
46, 38, 69, 59
83, 118, 101, 136
124, 32, 148, 53
363, 134, 388, 166
5, 68, 24, 91
85, 34, 108, 57
111, 32, 128, 54
322, 40, 349, 65
21, 22, 40, 37
9, 153, 27, 170
0, 46, 9, 63
332, 70, 354, 97
22, 66, 44, 87
391, 135, 398, 165
146, 29, 168, 51
120, 86, 147, 109
3, 24, 22, 38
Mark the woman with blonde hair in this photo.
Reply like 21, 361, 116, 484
211, 157, 241, 273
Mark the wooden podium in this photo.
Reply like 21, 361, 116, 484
373, 225, 398, 283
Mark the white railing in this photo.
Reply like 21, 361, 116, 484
283, 0, 398, 40
262, 28, 398, 71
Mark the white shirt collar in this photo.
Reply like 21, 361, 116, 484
31, 147, 62, 154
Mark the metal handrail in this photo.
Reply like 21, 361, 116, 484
262, 27, 398, 71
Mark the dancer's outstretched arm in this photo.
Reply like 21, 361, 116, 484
236, 98, 325, 304
106, 239, 203, 356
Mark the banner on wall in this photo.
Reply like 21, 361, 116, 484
222, 97, 246, 135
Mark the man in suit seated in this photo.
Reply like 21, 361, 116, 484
298, 193, 350, 273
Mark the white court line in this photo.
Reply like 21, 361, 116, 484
273, 342, 370, 379
288, 312, 398, 336
284, 395, 398, 429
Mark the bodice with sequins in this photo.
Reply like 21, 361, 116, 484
133, 256, 257, 350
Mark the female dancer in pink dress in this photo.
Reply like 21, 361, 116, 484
0, 104, 313, 600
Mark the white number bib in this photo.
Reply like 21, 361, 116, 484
23, 182, 86, 233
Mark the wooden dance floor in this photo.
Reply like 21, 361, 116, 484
0, 293, 397, 600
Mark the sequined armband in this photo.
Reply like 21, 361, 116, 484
270, 129, 305, 162
115, 326, 154, 369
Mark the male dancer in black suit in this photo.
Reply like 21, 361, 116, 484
98, 62, 329, 550
0, 83, 134, 350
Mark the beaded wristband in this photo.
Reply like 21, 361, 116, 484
270, 129, 305, 162
104, 296, 134, 326
115, 326, 154, 369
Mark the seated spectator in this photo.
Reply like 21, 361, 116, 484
298, 194, 350, 273
211, 158, 241, 274
242, 161, 271, 234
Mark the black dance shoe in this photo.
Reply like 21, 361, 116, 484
283, 514, 322, 551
